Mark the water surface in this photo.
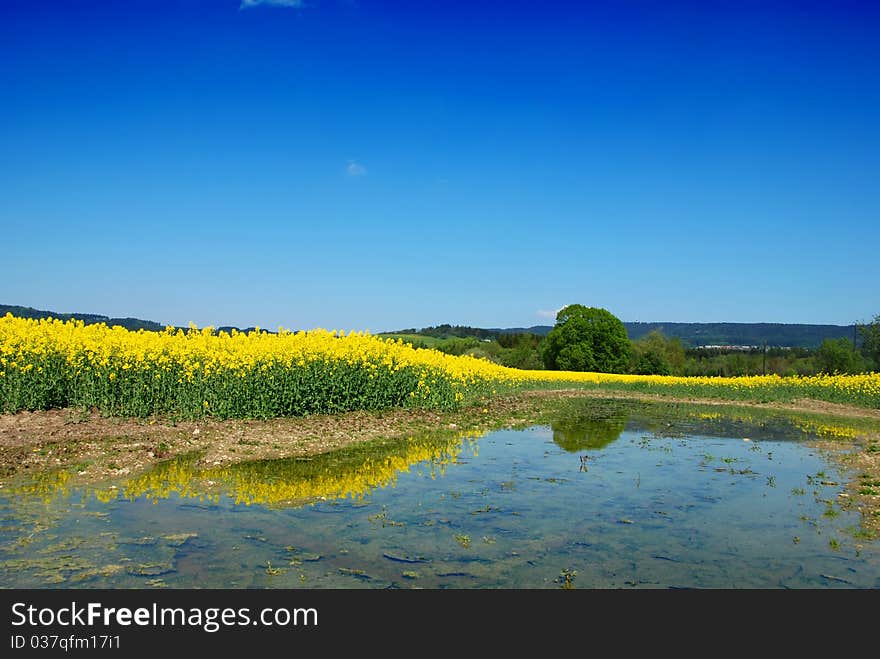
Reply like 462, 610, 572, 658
1, 401, 877, 588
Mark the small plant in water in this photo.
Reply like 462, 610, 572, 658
454, 534, 471, 549
850, 527, 876, 541
766, 475, 776, 487
557, 569, 577, 589
368, 505, 405, 527
823, 505, 840, 519
829, 538, 840, 551
791, 487, 806, 496
265, 561, 281, 576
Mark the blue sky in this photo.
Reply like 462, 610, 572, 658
1, 0, 877, 331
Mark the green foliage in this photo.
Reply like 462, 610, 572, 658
376, 333, 446, 349
541, 305, 630, 373
816, 337, 864, 375
495, 333, 543, 369
0, 351, 479, 419
382, 331, 545, 370
681, 346, 817, 377
497, 332, 533, 349
435, 337, 483, 356
409, 324, 499, 340
631, 330, 684, 375
859, 314, 880, 371
379, 334, 483, 356
634, 350, 671, 375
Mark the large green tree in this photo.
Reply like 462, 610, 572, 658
815, 337, 864, 374
541, 305, 631, 373
630, 329, 686, 375
859, 314, 880, 371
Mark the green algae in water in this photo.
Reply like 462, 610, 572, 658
163, 532, 198, 547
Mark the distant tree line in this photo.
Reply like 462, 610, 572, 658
0, 304, 165, 332
546, 307, 879, 377
396, 319, 861, 351
401, 324, 501, 341
409, 308, 880, 377
0, 305, 270, 335
623, 321, 856, 348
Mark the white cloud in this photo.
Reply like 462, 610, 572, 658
240, 0, 305, 9
347, 161, 367, 177
536, 308, 561, 320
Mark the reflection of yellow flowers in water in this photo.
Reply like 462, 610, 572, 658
122, 434, 475, 507
687, 408, 866, 441
2, 314, 879, 418
791, 420, 862, 440
6, 432, 482, 509
12, 468, 76, 504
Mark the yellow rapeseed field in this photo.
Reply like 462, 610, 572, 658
1, 314, 878, 417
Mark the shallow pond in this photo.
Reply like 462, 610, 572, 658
1, 401, 878, 588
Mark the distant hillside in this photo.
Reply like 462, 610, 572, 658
1, 305, 279, 335
0, 304, 165, 332
490, 325, 553, 336
621, 322, 856, 348
396, 322, 857, 349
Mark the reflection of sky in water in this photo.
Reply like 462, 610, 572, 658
1, 407, 878, 589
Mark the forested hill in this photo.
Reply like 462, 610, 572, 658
0, 304, 263, 334
621, 322, 855, 347
0, 304, 165, 332
406, 322, 858, 348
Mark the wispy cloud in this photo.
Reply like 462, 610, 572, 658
240, 0, 305, 9
347, 160, 367, 177
536, 308, 561, 320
